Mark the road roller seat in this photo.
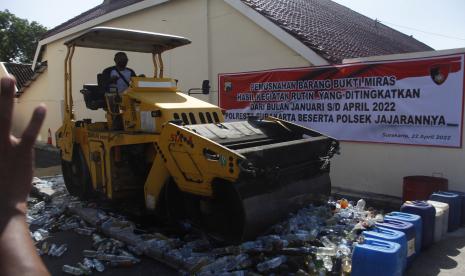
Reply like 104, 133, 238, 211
80, 73, 106, 110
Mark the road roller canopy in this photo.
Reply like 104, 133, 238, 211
64, 27, 191, 53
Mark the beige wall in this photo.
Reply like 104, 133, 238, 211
0, 63, 8, 79
331, 141, 465, 196
0, 63, 55, 143
0, 63, 7, 77
12, 69, 57, 142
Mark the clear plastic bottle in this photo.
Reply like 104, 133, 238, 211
337, 239, 351, 256
75, 228, 94, 236
62, 265, 84, 275
199, 255, 237, 274
240, 240, 263, 252
316, 247, 337, 256
30, 215, 48, 225
33, 231, 44, 242
54, 244, 68, 257
94, 252, 140, 263
48, 244, 57, 256
259, 235, 287, 251
82, 250, 98, 258
93, 259, 105, 272
83, 258, 94, 269
256, 255, 287, 272
375, 213, 384, 222
341, 256, 352, 274
322, 255, 333, 272
30, 201, 46, 214
356, 199, 366, 211
320, 236, 336, 248
92, 233, 104, 244
77, 262, 92, 275
109, 259, 137, 267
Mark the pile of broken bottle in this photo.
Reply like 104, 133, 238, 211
28, 176, 384, 275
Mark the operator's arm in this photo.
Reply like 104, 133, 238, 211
0, 76, 49, 276
129, 68, 137, 78
100, 66, 116, 90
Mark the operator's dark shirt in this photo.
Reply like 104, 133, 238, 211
101, 66, 136, 92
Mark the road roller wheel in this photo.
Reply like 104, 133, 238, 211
61, 146, 93, 199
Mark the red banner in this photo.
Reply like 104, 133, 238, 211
219, 54, 465, 147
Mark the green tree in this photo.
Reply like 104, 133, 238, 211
0, 10, 47, 63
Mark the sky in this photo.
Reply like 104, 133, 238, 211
2, 0, 465, 50
332, 0, 465, 50
2, 0, 102, 28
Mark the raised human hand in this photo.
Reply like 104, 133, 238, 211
0, 76, 46, 214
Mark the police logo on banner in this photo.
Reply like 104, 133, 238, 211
224, 81, 232, 92
430, 64, 450, 85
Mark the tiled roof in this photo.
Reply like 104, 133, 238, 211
3, 62, 47, 97
41, 0, 433, 64
42, 0, 145, 39
241, 0, 433, 63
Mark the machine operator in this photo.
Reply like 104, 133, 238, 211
101, 52, 136, 92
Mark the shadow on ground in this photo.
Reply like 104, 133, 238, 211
407, 228, 465, 276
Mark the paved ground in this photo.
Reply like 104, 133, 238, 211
33, 152, 465, 275
407, 228, 465, 276
35, 165, 61, 177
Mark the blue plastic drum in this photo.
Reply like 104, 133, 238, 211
400, 201, 435, 249
448, 190, 465, 225
352, 238, 403, 276
363, 227, 407, 272
385, 212, 422, 253
430, 191, 461, 231
376, 219, 416, 267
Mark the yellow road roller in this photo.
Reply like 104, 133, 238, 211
56, 27, 339, 243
